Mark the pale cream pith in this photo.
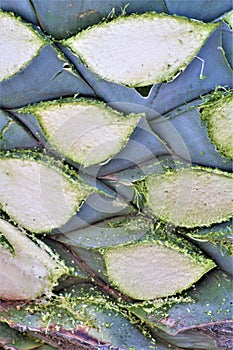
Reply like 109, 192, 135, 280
0, 219, 65, 300
36, 103, 139, 166
0, 158, 87, 232
105, 243, 207, 300
66, 15, 214, 86
208, 98, 233, 159
0, 12, 44, 81
146, 169, 233, 227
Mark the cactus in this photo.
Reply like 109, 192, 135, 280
0, 1, 232, 349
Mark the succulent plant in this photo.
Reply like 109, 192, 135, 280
0, 1, 232, 349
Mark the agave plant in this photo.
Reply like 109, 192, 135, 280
0, 1, 232, 349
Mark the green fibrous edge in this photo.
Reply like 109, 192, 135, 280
63, 12, 217, 87
0, 150, 95, 233
103, 228, 216, 300
21, 99, 142, 167
61, 213, 153, 249
200, 92, 233, 159
0, 218, 67, 300
135, 166, 233, 228
187, 225, 233, 256
0, 10, 46, 81
0, 231, 15, 255
224, 10, 233, 28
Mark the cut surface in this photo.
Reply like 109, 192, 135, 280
105, 242, 215, 300
143, 168, 233, 228
224, 10, 233, 28
64, 12, 216, 87
0, 155, 92, 232
28, 100, 141, 167
0, 218, 66, 300
0, 11, 45, 81
201, 94, 233, 159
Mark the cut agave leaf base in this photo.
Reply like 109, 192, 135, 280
0, 2, 232, 350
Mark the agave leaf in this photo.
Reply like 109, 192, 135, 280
103, 231, 215, 300
186, 221, 233, 243
222, 22, 233, 69
0, 151, 96, 233
60, 24, 232, 116
42, 237, 92, 290
0, 322, 55, 349
86, 117, 170, 177
165, 0, 232, 22
67, 224, 215, 300
31, 0, 166, 40
21, 99, 142, 167
55, 214, 152, 249
194, 241, 233, 276
224, 10, 233, 28
0, 11, 46, 82
63, 12, 217, 87
136, 166, 233, 228
99, 156, 185, 205
52, 191, 134, 234
0, 110, 9, 131
0, 218, 67, 300
0, 44, 95, 109
1, 0, 38, 24
185, 221, 233, 275
0, 145, 132, 234
0, 110, 41, 151
37, 347, 57, 350
199, 92, 233, 159
0, 284, 157, 350
127, 270, 232, 349
149, 98, 232, 171
14, 108, 168, 181
60, 44, 152, 109
10, 110, 48, 146
147, 26, 233, 116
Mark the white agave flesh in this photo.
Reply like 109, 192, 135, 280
105, 242, 215, 300
32, 101, 141, 167
0, 11, 45, 81
145, 168, 233, 228
64, 13, 217, 87
0, 219, 66, 300
0, 157, 92, 233
202, 94, 233, 159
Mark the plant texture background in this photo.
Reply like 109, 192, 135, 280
0, 1, 232, 350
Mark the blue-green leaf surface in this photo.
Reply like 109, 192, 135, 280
128, 270, 232, 349
1, 0, 38, 24
0, 3, 232, 349
148, 26, 233, 115
185, 221, 233, 275
31, 0, 166, 39
165, 0, 232, 22
0, 284, 159, 350
0, 110, 41, 150
0, 45, 95, 109
149, 102, 232, 171
54, 214, 150, 249
0, 322, 57, 350
221, 22, 233, 70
